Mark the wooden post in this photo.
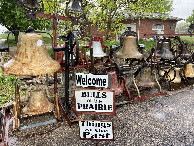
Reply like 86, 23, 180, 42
55, 93, 61, 120
14, 84, 19, 129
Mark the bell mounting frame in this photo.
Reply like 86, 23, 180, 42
17, 0, 44, 20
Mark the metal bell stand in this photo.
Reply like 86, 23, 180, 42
11, 30, 61, 130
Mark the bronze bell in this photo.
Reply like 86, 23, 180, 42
106, 71, 123, 95
116, 36, 143, 59
185, 63, 194, 77
136, 68, 156, 87
165, 68, 181, 83
2, 33, 60, 76
160, 39, 174, 60
22, 90, 54, 115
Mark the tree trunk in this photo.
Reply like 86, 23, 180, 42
13, 31, 19, 43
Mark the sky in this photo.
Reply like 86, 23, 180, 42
170, 0, 194, 20
1, 0, 194, 34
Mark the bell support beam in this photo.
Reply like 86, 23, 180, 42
36, 13, 72, 21
35, 13, 73, 124
144, 34, 193, 38
36, 13, 72, 95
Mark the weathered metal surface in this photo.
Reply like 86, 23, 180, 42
22, 90, 54, 115
136, 68, 156, 87
116, 36, 143, 59
106, 71, 123, 95
2, 33, 60, 76
185, 63, 194, 78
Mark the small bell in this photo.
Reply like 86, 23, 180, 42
86, 41, 107, 57
165, 68, 181, 83
106, 71, 123, 95
69, 0, 82, 12
185, 63, 194, 77
116, 36, 143, 59
22, 90, 54, 115
136, 68, 156, 87
20, 0, 41, 9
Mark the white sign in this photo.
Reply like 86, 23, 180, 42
76, 73, 111, 88
79, 120, 113, 140
75, 89, 115, 115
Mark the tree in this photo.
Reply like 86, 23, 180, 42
81, 0, 173, 37
175, 21, 190, 34
186, 10, 194, 24
0, 0, 57, 42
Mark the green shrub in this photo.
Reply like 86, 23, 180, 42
0, 71, 23, 106
47, 48, 54, 59
138, 39, 155, 52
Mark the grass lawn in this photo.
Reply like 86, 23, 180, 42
180, 36, 194, 45
0, 31, 53, 47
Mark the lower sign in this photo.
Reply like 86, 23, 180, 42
74, 89, 116, 116
79, 120, 114, 140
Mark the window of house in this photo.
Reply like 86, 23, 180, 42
170, 24, 175, 30
152, 24, 164, 30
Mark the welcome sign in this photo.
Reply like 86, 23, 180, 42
76, 73, 111, 88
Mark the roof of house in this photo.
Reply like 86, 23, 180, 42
123, 12, 183, 21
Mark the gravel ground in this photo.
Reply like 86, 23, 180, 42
6, 85, 194, 146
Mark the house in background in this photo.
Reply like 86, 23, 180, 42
87, 13, 182, 40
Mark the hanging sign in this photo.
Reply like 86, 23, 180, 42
79, 120, 114, 140
74, 89, 115, 116
76, 73, 111, 88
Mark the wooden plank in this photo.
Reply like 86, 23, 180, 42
36, 13, 72, 21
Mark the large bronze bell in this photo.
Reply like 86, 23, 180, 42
116, 36, 143, 59
165, 68, 181, 83
22, 90, 54, 115
185, 63, 194, 77
106, 71, 123, 95
2, 33, 60, 76
136, 67, 156, 87
160, 39, 174, 60
86, 41, 107, 57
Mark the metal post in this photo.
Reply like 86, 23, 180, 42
90, 48, 95, 74
53, 14, 58, 95
65, 42, 70, 113
154, 36, 157, 71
